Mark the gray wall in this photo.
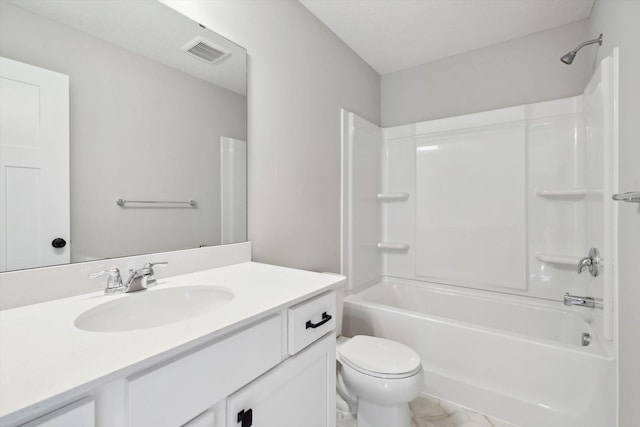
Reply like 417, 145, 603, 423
164, 0, 381, 273
0, 1, 247, 261
588, 1, 640, 424
381, 21, 592, 126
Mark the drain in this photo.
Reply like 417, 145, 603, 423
582, 332, 592, 346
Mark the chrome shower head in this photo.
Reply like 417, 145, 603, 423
560, 34, 603, 65
560, 51, 577, 65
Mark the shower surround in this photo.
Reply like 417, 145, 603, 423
340, 53, 618, 427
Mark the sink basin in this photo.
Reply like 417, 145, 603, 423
75, 286, 234, 332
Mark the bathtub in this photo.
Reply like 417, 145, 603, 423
342, 280, 615, 427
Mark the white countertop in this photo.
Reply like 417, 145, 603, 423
0, 262, 345, 425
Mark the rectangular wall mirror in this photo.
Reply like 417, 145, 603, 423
0, 0, 248, 272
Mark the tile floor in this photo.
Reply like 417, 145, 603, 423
337, 394, 517, 427
409, 395, 516, 427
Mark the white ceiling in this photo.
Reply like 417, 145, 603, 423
299, 0, 595, 75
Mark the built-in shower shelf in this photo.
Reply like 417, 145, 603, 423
535, 188, 588, 198
377, 192, 410, 201
536, 253, 582, 266
534, 188, 605, 198
377, 242, 410, 251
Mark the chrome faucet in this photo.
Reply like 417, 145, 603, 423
564, 293, 600, 309
123, 262, 168, 292
90, 262, 167, 294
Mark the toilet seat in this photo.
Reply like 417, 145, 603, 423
337, 335, 421, 379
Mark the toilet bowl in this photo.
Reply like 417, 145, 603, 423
336, 335, 423, 427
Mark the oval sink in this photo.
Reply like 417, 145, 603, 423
75, 286, 234, 332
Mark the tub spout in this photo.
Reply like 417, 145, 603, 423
564, 293, 600, 309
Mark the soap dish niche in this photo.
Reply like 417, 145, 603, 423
377, 193, 410, 202
377, 242, 410, 251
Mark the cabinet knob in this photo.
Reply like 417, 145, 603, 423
51, 238, 66, 248
237, 408, 253, 427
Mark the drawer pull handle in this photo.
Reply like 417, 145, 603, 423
306, 312, 332, 329
237, 408, 253, 427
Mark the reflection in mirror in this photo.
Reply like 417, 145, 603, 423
0, 0, 247, 272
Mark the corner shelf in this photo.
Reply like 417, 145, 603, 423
535, 253, 581, 267
377, 193, 410, 202
534, 188, 605, 198
377, 242, 410, 251
534, 188, 587, 198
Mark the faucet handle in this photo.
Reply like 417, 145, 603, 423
577, 256, 592, 273
144, 261, 168, 269
577, 248, 600, 277
89, 267, 125, 294
143, 261, 168, 287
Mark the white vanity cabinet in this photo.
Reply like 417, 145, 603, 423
1, 269, 341, 427
131, 290, 336, 427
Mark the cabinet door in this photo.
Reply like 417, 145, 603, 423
227, 334, 335, 427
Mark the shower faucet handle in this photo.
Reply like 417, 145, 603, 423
577, 248, 600, 277
577, 257, 592, 272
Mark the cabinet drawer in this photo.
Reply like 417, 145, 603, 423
127, 315, 282, 427
288, 291, 336, 355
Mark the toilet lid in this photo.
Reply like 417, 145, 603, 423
337, 335, 421, 378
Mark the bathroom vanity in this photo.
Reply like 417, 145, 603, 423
0, 262, 342, 427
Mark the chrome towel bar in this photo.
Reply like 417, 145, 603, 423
116, 198, 198, 207
611, 192, 640, 203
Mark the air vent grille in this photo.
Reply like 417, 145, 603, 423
182, 37, 229, 63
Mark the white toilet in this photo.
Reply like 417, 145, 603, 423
336, 335, 423, 427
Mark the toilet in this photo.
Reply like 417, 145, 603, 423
336, 335, 423, 427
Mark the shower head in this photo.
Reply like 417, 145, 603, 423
560, 51, 577, 65
561, 34, 603, 65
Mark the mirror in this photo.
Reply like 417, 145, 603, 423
0, 0, 247, 272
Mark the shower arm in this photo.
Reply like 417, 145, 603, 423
570, 34, 603, 54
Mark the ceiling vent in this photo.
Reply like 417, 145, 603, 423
181, 37, 230, 64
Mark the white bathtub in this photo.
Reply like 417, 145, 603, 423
342, 280, 615, 427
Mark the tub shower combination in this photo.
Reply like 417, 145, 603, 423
342, 281, 614, 427
340, 53, 618, 427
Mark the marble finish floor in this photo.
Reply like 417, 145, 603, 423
337, 395, 517, 427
